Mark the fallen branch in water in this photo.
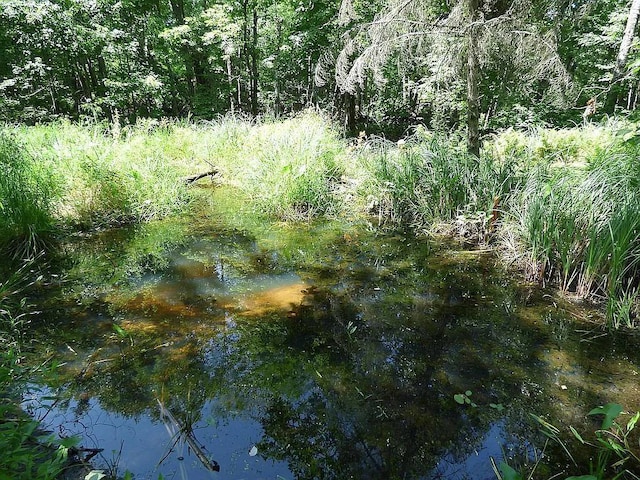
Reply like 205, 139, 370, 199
156, 398, 220, 472
184, 170, 220, 184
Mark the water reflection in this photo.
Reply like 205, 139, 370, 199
26, 193, 640, 479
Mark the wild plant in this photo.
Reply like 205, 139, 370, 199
0, 131, 57, 257
219, 111, 344, 220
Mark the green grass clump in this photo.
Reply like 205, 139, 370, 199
500, 135, 640, 327
351, 132, 516, 229
0, 132, 57, 257
10, 119, 200, 229
215, 111, 345, 220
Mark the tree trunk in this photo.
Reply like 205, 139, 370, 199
466, 0, 480, 157
606, 0, 640, 113
227, 56, 235, 114
250, 8, 259, 115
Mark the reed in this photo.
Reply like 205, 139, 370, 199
0, 132, 57, 257
352, 132, 516, 230
502, 134, 640, 326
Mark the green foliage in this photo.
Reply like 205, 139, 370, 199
453, 390, 477, 407
0, 349, 79, 480
352, 131, 516, 229
493, 125, 640, 327
10, 119, 197, 229
506, 404, 640, 480
0, 131, 57, 257
216, 112, 345, 220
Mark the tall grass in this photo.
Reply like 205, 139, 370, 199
350, 132, 517, 230
499, 128, 640, 327
11, 119, 198, 229
213, 111, 345, 220
0, 132, 57, 257
3, 114, 640, 327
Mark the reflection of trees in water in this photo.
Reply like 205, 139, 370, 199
33, 220, 607, 478
199, 263, 556, 479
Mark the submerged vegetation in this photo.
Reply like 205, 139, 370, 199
2, 112, 639, 327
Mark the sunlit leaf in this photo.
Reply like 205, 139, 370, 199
85, 471, 107, 480
626, 411, 639, 432
569, 426, 585, 444
588, 403, 623, 429
112, 323, 128, 337
59, 435, 80, 448
454, 394, 465, 405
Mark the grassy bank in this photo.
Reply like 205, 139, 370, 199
2, 113, 640, 328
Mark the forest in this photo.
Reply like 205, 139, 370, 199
1, 0, 638, 136
3, 0, 640, 479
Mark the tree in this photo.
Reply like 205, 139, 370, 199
606, 0, 640, 112
335, 0, 571, 152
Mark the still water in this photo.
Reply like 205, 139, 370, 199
24, 189, 640, 479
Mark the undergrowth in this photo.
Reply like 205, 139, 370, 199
2, 113, 640, 327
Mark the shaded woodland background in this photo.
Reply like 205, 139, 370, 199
2, 0, 640, 138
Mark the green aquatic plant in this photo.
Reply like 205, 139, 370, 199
0, 349, 80, 480
454, 390, 477, 407
353, 133, 516, 229
499, 404, 640, 480
569, 403, 640, 479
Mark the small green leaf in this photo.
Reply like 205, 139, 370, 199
626, 411, 639, 432
60, 435, 80, 448
499, 461, 523, 480
465, 390, 472, 397
112, 323, 128, 338
569, 426, 585, 444
588, 403, 623, 429
454, 394, 465, 405
489, 403, 505, 412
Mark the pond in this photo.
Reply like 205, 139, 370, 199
23, 188, 640, 479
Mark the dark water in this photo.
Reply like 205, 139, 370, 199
23, 189, 640, 479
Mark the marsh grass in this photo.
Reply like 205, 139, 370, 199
3, 114, 640, 327
352, 133, 517, 231
12, 120, 198, 229
500, 128, 640, 327
213, 112, 345, 220
0, 132, 57, 257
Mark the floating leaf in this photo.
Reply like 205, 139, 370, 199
465, 390, 472, 397
489, 403, 505, 412
588, 403, 623, 429
454, 394, 465, 405
249, 445, 258, 457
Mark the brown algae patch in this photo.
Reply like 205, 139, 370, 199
230, 281, 309, 316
